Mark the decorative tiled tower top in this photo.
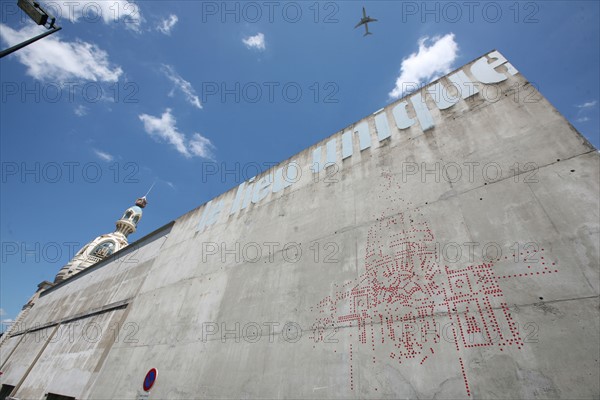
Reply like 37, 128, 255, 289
53, 196, 148, 283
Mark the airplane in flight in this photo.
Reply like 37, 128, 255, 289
354, 7, 377, 36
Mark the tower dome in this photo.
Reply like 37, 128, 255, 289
53, 195, 149, 283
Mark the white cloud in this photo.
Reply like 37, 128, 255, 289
94, 149, 114, 162
189, 133, 215, 160
162, 65, 202, 109
577, 100, 597, 108
0, 308, 5, 316
242, 33, 266, 50
157, 14, 178, 35
74, 105, 89, 117
138, 109, 215, 159
389, 33, 459, 99
139, 109, 188, 156
47, 1, 142, 31
1, 319, 15, 330
574, 100, 597, 124
0, 24, 123, 82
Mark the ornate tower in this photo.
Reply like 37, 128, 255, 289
53, 196, 148, 283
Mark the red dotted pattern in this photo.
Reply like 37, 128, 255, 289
310, 173, 559, 396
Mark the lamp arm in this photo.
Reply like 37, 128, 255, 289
0, 25, 61, 59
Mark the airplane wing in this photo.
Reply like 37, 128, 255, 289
354, 20, 364, 28
366, 17, 378, 23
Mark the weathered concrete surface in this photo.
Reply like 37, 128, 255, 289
1, 50, 598, 399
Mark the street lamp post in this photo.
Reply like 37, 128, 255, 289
0, 0, 62, 59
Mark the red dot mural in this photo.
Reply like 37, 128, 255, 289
310, 173, 558, 396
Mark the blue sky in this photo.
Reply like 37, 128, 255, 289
0, 0, 598, 329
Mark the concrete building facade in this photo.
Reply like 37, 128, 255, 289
0, 50, 598, 399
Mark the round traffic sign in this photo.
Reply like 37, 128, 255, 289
143, 368, 157, 391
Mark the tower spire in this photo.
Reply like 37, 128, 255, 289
144, 181, 156, 198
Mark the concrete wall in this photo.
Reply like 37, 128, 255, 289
1, 50, 598, 399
